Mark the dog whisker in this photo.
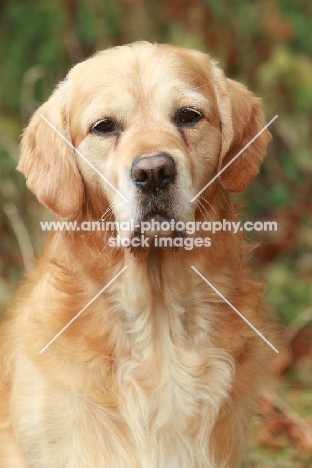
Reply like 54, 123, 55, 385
218, 186, 241, 220
196, 198, 207, 219
85, 203, 115, 242
199, 195, 221, 221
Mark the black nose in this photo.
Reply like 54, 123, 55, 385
131, 152, 176, 193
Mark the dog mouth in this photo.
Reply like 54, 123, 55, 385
130, 151, 179, 240
133, 196, 178, 237
126, 199, 184, 255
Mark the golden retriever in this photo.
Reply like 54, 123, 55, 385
0, 42, 274, 467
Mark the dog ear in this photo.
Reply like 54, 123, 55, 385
213, 65, 271, 192
17, 81, 84, 218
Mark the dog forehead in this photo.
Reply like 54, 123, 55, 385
68, 43, 215, 104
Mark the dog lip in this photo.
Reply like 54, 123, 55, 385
142, 212, 170, 221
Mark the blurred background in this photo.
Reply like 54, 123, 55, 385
0, 0, 311, 466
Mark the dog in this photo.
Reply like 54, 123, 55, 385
0, 42, 274, 467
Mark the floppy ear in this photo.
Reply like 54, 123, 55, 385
213, 65, 271, 192
17, 81, 84, 218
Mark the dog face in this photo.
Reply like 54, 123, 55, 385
18, 42, 271, 243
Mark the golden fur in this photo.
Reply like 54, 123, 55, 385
0, 42, 273, 467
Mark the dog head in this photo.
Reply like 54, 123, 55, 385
18, 42, 271, 247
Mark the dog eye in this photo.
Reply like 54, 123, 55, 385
176, 108, 203, 126
91, 119, 118, 135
